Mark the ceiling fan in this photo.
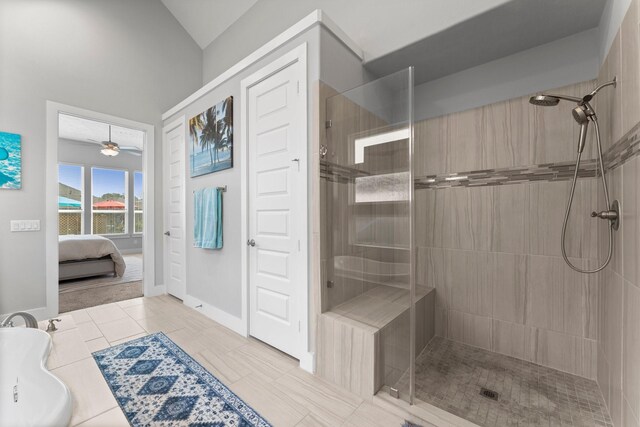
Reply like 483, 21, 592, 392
100, 125, 141, 157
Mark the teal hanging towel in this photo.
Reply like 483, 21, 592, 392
193, 187, 223, 249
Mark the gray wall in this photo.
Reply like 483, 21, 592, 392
58, 139, 143, 253
200, 0, 510, 85
413, 28, 601, 121
0, 0, 202, 314
410, 0, 632, 122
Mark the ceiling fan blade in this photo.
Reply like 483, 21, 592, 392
124, 150, 142, 156
119, 146, 142, 151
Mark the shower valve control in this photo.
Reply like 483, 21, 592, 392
590, 200, 620, 231
591, 210, 618, 220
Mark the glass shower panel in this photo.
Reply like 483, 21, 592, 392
322, 68, 415, 403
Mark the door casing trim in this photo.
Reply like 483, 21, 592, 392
45, 101, 156, 318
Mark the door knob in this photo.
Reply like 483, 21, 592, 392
247, 239, 256, 247
164, 231, 170, 236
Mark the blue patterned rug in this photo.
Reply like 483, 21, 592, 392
93, 332, 272, 426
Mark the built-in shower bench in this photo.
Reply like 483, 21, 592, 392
317, 285, 435, 398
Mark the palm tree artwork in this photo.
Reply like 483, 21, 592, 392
188, 96, 233, 177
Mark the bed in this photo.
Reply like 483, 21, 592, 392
58, 235, 126, 281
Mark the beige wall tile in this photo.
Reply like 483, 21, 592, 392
526, 255, 564, 332
603, 271, 624, 422
448, 310, 491, 350
529, 181, 569, 257
493, 253, 527, 324
422, 189, 449, 248
483, 97, 530, 170
491, 184, 529, 254
316, 313, 335, 381
415, 116, 449, 176
624, 395, 640, 427
563, 260, 598, 339
623, 156, 640, 284
446, 250, 492, 317
624, 280, 640, 420
599, 344, 612, 409
449, 187, 493, 251
611, 381, 624, 427
608, 167, 624, 275
416, 247, 447, 308
448, 108, 486, 173
609, 32, 624, 145
434, 306, 448, 337
491, 319, 525, 360
597, 50, 614, 153
529, 180, 596, 259
621, 0, 640, 135
524, 326, 596, 379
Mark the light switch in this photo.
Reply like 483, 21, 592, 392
10, 220, 40, 232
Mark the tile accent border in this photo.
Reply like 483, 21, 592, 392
415, 160, 599, 190
320, 119, 640, 190
603, 120, 640, 171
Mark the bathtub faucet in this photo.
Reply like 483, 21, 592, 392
0, 312, 39, 328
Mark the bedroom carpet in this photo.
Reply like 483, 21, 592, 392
59, 254, 143, 313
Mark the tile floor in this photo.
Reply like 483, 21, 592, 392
45, 295, 433, 427
396, 337, 612, 427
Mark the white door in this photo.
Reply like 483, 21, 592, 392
248, 61, 303, 358
163, 119, 186, 299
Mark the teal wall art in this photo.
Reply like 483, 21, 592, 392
0, 131, 22, 189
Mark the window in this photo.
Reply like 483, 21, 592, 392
58, 164, 84, 235
134, 171, 143, 234
91, 168, 127, 235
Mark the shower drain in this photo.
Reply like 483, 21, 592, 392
480, 387, 499, 401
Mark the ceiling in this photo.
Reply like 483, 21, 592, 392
161, 0, 608, 85
58, 114, 144, 151
364, 0, 608, 85
161, 0, 258, 49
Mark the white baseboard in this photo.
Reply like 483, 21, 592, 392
183, 294, 247, 337
299, 351, 316, 373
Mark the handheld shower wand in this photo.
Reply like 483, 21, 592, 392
529, 78, 618, 274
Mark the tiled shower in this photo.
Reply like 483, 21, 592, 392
317, 1, 640, 425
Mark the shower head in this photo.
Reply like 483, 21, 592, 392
529, 93, 583, 106
572, 105, 590, 124
529, 95, 560, 107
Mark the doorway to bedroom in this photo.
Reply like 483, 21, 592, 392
55, 112, 148, 313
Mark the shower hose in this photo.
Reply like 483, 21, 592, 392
561, 119, 613, 273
